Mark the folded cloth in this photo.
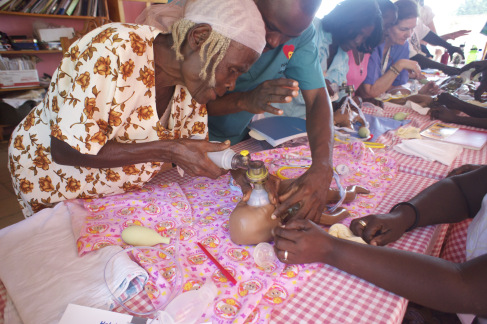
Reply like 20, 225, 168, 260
0, 201, 146, 324
393, 139, 463, 166
396, 126, 422, 139
404, 100, 430, 115
104, 249, 148, 309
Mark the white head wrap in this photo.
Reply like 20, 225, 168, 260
135, 0, 266, 54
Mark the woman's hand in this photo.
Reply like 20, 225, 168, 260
273, 219, 331, 264
169, 139, 230, 179
395, 59, 422, 79
418, 81, 440, 96
350, 212, 411, 246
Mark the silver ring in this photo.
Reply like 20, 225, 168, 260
358, 220, 367, 228
283, 250, 288, 261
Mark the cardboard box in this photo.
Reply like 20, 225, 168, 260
38, 27, 75, 42
0, 70, 39, 89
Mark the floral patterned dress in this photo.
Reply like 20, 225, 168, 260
8, 23, 208, 217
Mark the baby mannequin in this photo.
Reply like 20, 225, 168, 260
229, 175, 369, 245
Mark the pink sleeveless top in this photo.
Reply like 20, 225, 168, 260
346, 50, 370, 90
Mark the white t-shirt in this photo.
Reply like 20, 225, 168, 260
457, 194, 487, 324
420, 5, 435, 27
409, 22, 431, 57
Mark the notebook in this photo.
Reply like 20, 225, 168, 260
248, 116, 307, 147
420, 122, 487, 150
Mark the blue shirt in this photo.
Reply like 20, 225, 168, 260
363, 41, 410, 87
208, 24, 325, 144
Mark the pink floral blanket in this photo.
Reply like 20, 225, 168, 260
75, 143, 396, 323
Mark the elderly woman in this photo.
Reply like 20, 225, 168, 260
8, 0, 265, 217
358, 0, 438, 99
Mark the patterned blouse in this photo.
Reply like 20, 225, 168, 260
8, 23, 208, 217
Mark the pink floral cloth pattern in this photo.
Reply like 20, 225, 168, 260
76, 143, 396, 323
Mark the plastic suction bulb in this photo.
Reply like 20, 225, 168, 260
121, 226, 170, 246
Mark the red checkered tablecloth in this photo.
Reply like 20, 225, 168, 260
441, 219, 471, 263
0, 132, 473, 323
362, 103, 487, 180
269, 171, 445, 323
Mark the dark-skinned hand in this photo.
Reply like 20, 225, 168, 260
230, 169, 281, 205
272, 165, 332, 224
429, 105, 460, 123
459, 60, 487, 76
171, 139, 230, 179
273, 219, 331, 264
447, 45, 464, 61
349, 212, 410, 246
459, 60, 487, 101
240, 78, 300, 115
325, 79, 336, 98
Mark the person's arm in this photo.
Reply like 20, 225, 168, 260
273, 87, 333, 223
422, 31, 464, 59
205, 78, 299, 116
274, 219, 487, 317
440, 30, 470, 41
430, 107, 487, 130
273, 166, 487, 316
410, 53, 460, 76
350, 166, 487, 245
51, 137, 231, 179
438, 92, 487, 117
361, 59, 420, 98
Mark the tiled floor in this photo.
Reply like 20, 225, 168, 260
0, 141, 24, 229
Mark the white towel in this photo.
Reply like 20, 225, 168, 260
393, 139, 463, 166
404, 100, 430, 115
0, 201, 146, 324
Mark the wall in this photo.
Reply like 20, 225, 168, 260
0, 15, 86, 77
120, 2, 147, 23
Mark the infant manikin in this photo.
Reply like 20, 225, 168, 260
229, 160, 278, 245
229, 160, 369, 245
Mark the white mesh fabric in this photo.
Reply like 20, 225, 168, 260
135, 0, 266, 54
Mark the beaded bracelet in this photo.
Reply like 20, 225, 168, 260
390, 202, 420, 232
389, 66, 400, 75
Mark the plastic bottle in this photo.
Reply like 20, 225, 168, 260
478, 48, 484, 61
207, 148, 249, 170
466, 45, 478, 64
157, 280, 218, 324
440, 50, 449, 64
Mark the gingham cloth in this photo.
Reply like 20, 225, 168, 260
82, 165, 446, 324
0, 108, 480, 322
362, 102, 487, 180
269, 171, 444, 324
441, 219, 471, 263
